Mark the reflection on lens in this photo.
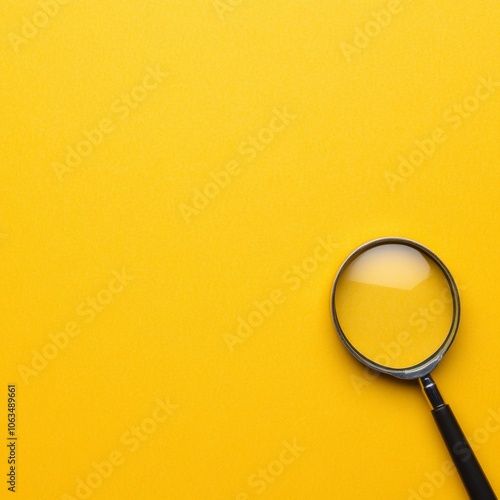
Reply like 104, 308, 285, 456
334, 244, 454, 369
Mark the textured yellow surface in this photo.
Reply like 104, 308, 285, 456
1, 1, 499, 498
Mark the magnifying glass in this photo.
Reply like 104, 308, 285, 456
331, 237, 496, 499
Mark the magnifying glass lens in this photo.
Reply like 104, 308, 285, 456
334, 244, 454, 369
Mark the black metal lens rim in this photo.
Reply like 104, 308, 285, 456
331, 237, 461, 380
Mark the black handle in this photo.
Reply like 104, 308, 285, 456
432, 404, 496, 499
420, 375, 496, 499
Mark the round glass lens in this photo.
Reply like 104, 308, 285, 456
334, 243, 454, 370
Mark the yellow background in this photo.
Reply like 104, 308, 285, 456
1, 0, 499, 498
